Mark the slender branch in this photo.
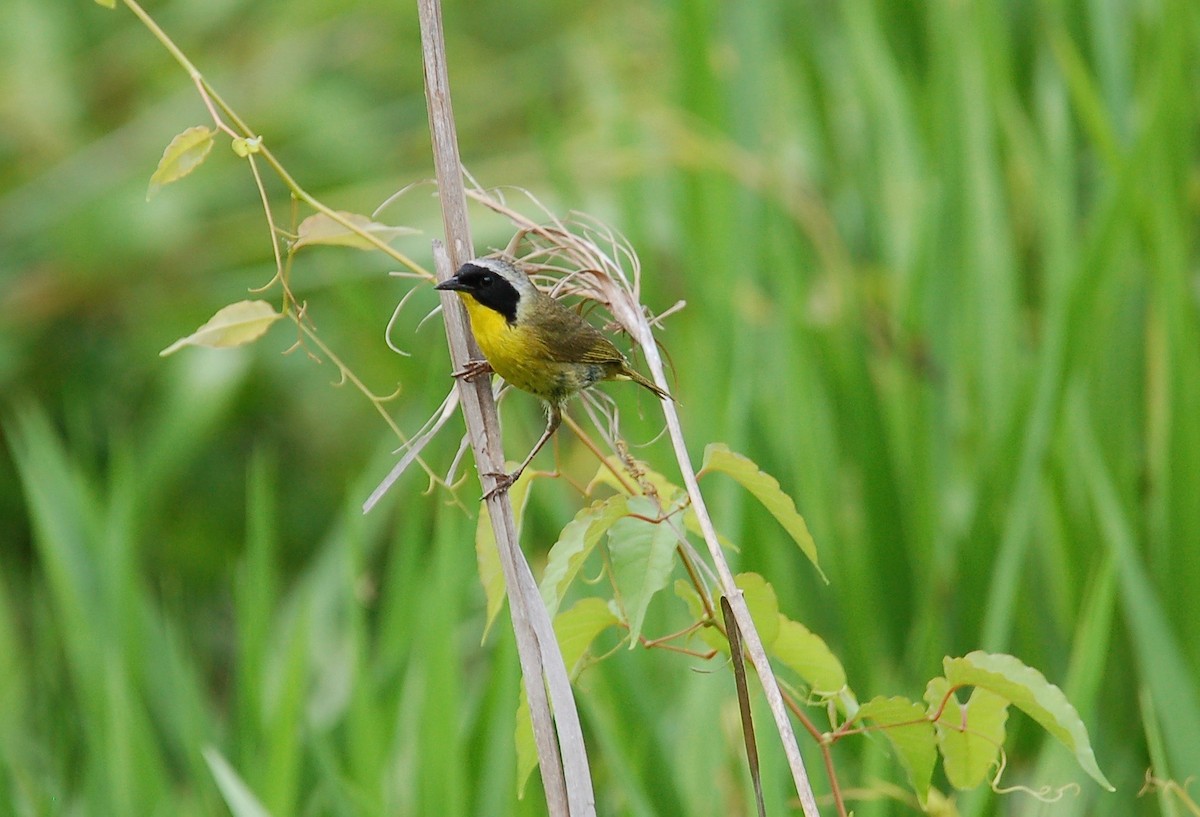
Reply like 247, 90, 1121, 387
820, 741, 849, 817
293, 321, 445, 493
245, 155, 284, 279
122, 0, 203, 80
562, 414, 637, 494
124, 0, 429, 278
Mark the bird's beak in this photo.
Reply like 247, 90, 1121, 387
434, 275, 467, 292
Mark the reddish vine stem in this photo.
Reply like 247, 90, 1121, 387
780, 688, 848, 817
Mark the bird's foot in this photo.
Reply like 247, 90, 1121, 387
481, 468, 521, 501
453, 359, 493, 382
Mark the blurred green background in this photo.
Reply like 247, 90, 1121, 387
2, 0, 1198, 814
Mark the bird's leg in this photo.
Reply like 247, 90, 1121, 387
483, 404, 562, 500
453, 359, 493, 382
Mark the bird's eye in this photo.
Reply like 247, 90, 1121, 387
479, 275, 493, 287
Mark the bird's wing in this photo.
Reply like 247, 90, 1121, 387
531, 301, 628, 366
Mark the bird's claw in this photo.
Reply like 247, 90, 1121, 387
454, 359, 493, 382
481, 470, 519, 501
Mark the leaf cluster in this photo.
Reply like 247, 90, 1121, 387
478, 445, 1111, 810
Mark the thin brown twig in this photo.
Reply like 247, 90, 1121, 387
781, 688, 848, 817
562, 414, 637, 495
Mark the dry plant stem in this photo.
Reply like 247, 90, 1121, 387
433, 248, 569, 815
631, 339, 821, 815
416, 1, 594, 814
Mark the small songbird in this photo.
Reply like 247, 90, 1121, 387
436, 256, 672, 497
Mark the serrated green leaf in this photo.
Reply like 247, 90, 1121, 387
857, 696, 937, 803
608, 496, 677, 645
943, 651, 1113, 790
160, 300, 282, 356
700, 443, 823, 580
203, 747, 274, 817
475, 470, 534, 640
292, 211, 418, 251
147, 125, 215, 199
736, 573, 780, 647
771, 615, 847, 695
925, 677, 1007, 789
540, 495, 629, 619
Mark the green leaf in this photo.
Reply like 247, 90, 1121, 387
736, 573, 780, 647
203, 747, 274, 817
682, 505, 737, 551
925, 677, 1007, 789
857, 696, 937, 804
94, 0, 116, 8
159, 300, 282, 356
700, 443, 823, 580
943, 651, 1114, 791
147, 125, 215, 199
475, 469, 534, 640
771, 615, 847, 695
608, 496, 677, 645
292, 211, 418, 251
540, 495, 629, 619
515, 683, 536, 798
555, 597, 620, 677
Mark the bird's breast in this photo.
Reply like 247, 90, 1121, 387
460, 295, 570, 401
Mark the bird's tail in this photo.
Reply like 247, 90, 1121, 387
623, 366, 675, 402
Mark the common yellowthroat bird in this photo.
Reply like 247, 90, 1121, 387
436, 256, 672, 497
